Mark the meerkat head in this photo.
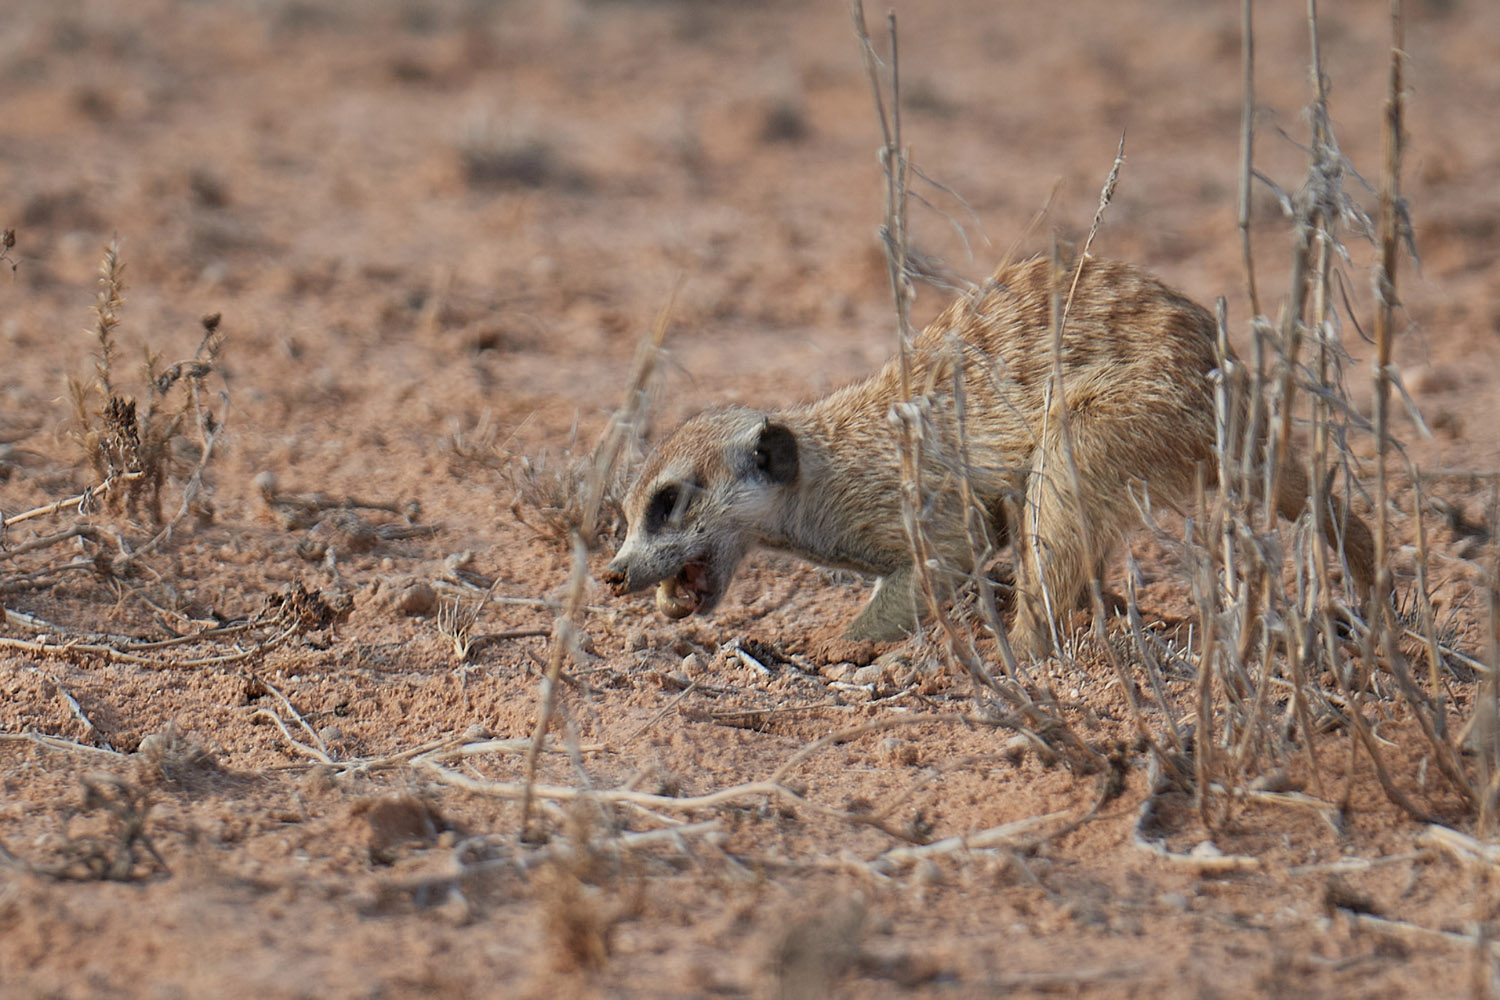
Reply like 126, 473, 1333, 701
604, 407, 799, 622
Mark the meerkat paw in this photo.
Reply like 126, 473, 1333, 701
1005, 607, 1055, 662
843, 570, 920, 642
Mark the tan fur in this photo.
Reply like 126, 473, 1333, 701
604, 254, 1376, 657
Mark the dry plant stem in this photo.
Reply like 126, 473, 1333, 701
892, 405, 984, 694
1483, 496, 1500, 833
2, 473, 144, 530
852, 0, 915, 400
1135, 773, 1260, 873
500, 821, 722, 874
621, 680, 699, 748
0, 526, 105, 563
1371, 0, 1404, 614
767, 709, 1097, 789
1049, 146, 1168, 762
254, 674, 330, 760
873, 810, 1070, 869
1284, 611, 1328, 799
852, 5, 940, 647
1309, 224, 1336, 616
1035, 139, 1124, 663
580, 283, 675, 545
431, 763, 928, 840
949, 339, 1022, 678
3, 605, 257, 652
1336, 622, 1439, 822
1193, 472, 1222, 830
1371, 614, 1477, 807
1289, 848, 1429, 875
431, 737, 607, 763
263, 491, 416, 520
138, 377, 220, 556
1124, 562, 1187, 759
1425, 825, 1500, 869
51, 676, 110, 750
0, 732, 124, 758
1, 560, 101, 592
251, 709, 334, 766
1328, 909, 1500, 962
1212, 300, 1248, 638
1237, 0, 1262, 316
1410, 478, 1449, 715
519, 532, 589, 840
1267, 0, 1329, 536
854, 4, 1036, 711
264, 736, 605, 776
0, 622, 304, 670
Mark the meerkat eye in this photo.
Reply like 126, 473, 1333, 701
644, 484, 686, 534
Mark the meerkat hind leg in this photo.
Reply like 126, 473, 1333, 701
1011, 412, 1172, 659
844, 564, 922, 642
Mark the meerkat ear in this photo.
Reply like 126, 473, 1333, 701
753, 421, 798, 485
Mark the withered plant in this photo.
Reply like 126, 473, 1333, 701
65, 238, 228, 529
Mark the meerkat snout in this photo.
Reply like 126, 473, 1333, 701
608, 412, 804, 621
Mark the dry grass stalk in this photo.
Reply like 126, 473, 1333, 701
1480, 495, 1500, 831
1044, 143, 1172, 765
510, 288, 671, 548
1149, 0, 1479, 831
581, 287, 675, 546
852, 3, 1098, 769
1236, 0, 1261, 316
872, 809, 1069, 871
0, 240, 231, 607
2, 474, 144, 532
67, 241, 229, 532
519, 532, 590, 841
433, 712, 1066, 848
0, 583, 347, 671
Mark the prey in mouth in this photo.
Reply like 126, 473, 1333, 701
654, 559, 711, 619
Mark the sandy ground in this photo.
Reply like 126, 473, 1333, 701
3, 0, 1500, 996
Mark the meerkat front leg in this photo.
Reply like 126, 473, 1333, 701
843, 564, 921, 641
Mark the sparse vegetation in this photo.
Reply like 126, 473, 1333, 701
2, 0, 1498, 996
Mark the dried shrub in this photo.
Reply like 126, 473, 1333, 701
509, 445, 631, 545
65, 239, 229, 528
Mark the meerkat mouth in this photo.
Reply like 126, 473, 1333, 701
655, 559, 712, 619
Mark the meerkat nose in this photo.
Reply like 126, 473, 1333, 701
602, 558, 629, 592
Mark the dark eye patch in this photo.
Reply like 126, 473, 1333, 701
644, 483, 691, 534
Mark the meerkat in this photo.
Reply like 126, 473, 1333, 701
603, 253, 1376, 657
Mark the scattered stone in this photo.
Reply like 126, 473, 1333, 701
1002, 734, 1030, 765
370, 575, 438, 616
354, 796, 446, 864
251, 469, 278, 499
821, 662, 854, 682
